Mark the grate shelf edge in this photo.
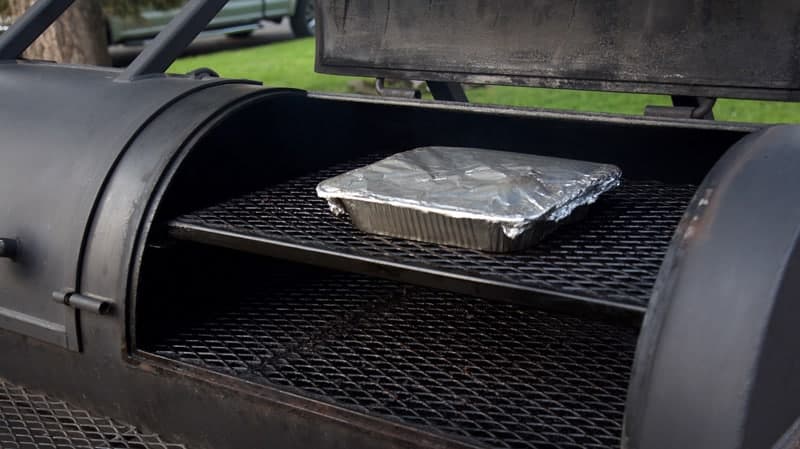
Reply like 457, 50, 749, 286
0, 378, 185, 449
145, 269, 638, 449
167, 153, 696, 315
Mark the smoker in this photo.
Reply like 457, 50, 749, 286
1, 1, 799, 448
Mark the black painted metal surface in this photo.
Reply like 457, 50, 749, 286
147, 268, 638, 449
625, 125, 800, 449
771, 417, 800, 449
0, 63, 248, 350
2, 5, 792, 448
0, 0, 259, 350
316, 0, 800, 100
169, 154, 696, 315
0, 378, 184, 449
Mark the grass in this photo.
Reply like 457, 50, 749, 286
170, 37, 800, 124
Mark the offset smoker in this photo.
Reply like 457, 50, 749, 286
1, 1, 799, 449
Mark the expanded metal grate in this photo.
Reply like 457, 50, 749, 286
148, 270, 638, 449
169, 154, 696, 313
0, 378, 185, 449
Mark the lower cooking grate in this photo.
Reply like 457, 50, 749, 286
168, 153, 696, 314
146, 270, 638, 449
0, 378, 184, 449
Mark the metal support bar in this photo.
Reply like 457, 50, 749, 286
644, 96, 716, 120
672, 95, 716, 119
118, 0, 227, 81
427, 81, 468, 102
0, 0, 75, 60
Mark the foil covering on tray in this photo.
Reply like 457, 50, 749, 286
316, 147, 621, 252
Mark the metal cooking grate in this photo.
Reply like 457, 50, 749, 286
169, 154, 696, 313
148, 270, 638, 449
0, 378, 184, 449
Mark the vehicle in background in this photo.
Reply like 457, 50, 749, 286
0, 15, 9, 34
0, 0, 315, 44
108, 0, 315, 43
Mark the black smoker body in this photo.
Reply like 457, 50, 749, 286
0, 1, 799, 449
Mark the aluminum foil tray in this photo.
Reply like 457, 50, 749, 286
317, 147, 621, 252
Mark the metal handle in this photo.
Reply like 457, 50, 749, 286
118, 0, 228, 81
0, 238, 17, 260
0, 0, 76, 60
52, 290, 111, 315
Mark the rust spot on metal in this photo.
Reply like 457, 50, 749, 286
683, 187, 714, 241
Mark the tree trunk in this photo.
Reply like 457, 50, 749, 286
8, 0, 110, 66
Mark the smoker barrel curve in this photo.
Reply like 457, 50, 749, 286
626, 125, 800, 449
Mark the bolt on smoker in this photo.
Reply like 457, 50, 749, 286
0, 1, 799, 449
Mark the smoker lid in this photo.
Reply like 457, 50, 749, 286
315, 0, 800, 101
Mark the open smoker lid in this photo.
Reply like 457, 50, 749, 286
315, 0, 800, 101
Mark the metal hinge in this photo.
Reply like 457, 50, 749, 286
427, 81, 468, 102
0, 238, 17, 260
52, 290, 112, 315
645, 96, 716, 120
375, 78, 422, 99
185, 67, 219, 80
374, 78, 469, 103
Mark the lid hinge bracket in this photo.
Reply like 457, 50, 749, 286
645, 96, 717, 120
427, 81, 468, 102
374, 79, 469, 103
375, 78, 422, 99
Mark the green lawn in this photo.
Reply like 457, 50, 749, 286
171, 37, 800, 124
